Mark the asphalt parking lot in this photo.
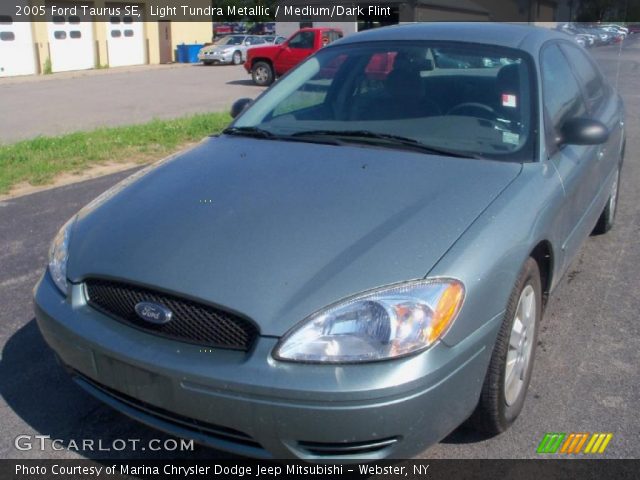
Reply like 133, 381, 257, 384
0, 63, 265, 144
0, 37, 639, 461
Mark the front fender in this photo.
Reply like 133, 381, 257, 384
428, 161, 565, 347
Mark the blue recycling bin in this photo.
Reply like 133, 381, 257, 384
176, 45, 188, 63
176, 44, 203, 63
186, 44, 204, 63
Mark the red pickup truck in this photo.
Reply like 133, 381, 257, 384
244, 27, 343, 86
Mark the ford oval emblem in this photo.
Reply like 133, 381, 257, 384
134, 302, 173, 325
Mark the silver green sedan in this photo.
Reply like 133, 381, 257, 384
35, 23, 625, 460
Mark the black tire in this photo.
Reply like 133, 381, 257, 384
592, 165, 621, 235
232, 51, 242, 65
202, 61, 213, 66
252, 61, 274, 86
470, 257, 542, 435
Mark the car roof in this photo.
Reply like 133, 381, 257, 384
336, 22, 566, 52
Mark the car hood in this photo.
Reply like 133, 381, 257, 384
246, 44, 280, 57
68, 136, 521, 336
202, 45, 233, 52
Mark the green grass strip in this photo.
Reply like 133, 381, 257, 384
0, 112, 232, 194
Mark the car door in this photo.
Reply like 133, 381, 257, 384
276, 30, 315, 75
559, 42, 624, 184
541, 42, 603, 271
242, 36, 255, 58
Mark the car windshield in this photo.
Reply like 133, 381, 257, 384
216, 36, 244, 46
232, 41, 535, 161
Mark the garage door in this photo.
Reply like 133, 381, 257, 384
48, 5, 95, 72
106, 7, 145, 67
0, 16, 37, 77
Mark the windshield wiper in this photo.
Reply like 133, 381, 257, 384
223, 126, 343, 146
291, 130, 482, 159
223, 126, 276, 139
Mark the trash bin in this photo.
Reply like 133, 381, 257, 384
176, 44, 188, 63
186, 44, 204, 63
176, 44, 204, 63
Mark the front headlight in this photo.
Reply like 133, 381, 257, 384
48, 218, 75, 295
274, 279, 464, 363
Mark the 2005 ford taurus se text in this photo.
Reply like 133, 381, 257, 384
34, 24, 625, 459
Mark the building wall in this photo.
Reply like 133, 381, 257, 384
146, 21, 160, 65
20, 0, 212, 75
31, 15, 48, 74
169, 21, 213, 47
275, 22, 300, 38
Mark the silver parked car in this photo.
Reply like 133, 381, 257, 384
35, 23, 625, 460
198, 35, 266, 65
262, 35, 287, 45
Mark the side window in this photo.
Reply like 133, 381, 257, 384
561, 44, 606, 112
288, 31, 315, 49
541, 44, 586, 132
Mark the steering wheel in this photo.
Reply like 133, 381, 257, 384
447, 102, 496, 120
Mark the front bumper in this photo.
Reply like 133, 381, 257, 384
34, 271, 498, 459
198, 51, 233, 64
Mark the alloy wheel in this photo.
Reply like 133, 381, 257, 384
504, 284, 536, 406
255, 67, 268, 82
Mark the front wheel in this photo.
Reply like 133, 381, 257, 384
252, 61, 274, 86
232, 51, 242, 65
470, 257, 542, 435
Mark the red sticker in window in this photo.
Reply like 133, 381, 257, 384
502, 94, 517, 108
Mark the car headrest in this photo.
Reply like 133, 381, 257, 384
386, 67, 422, 97
497, 63, 522, 95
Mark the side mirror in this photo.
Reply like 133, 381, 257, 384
559, 117, 609, 146
230, 98, 252, 118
